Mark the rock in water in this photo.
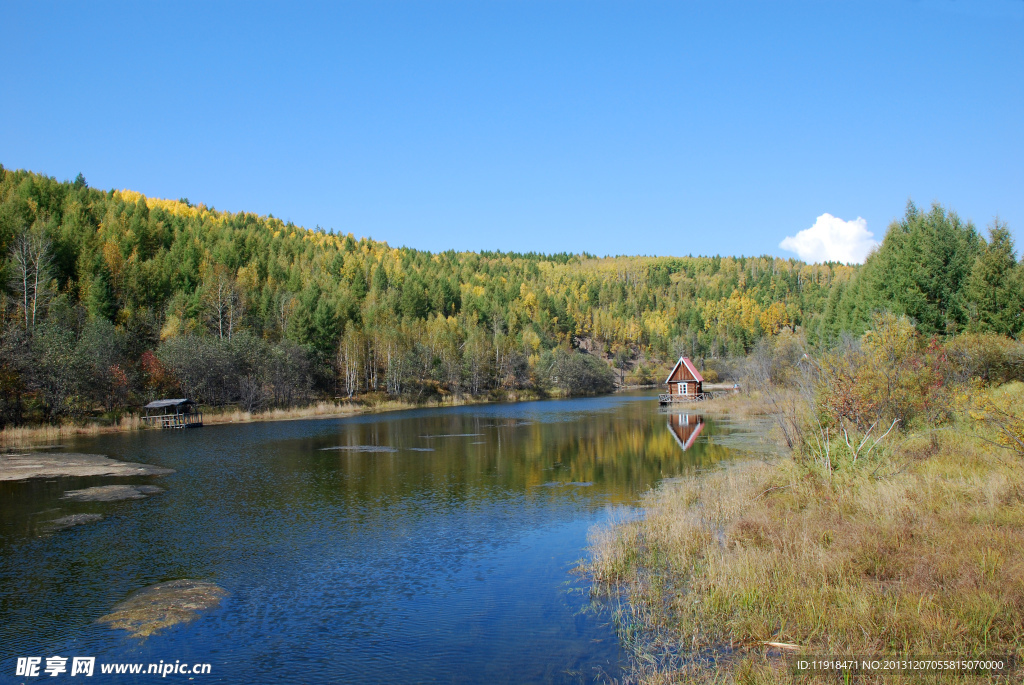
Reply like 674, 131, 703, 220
0, 452, 174, 481
61, 484, 165, 501
97, 580, 227, 638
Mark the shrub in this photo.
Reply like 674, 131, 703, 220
944, 332, 1024, 385
969, 382, 1024, 458
816, 313, 953, 433
544, 349, 615, 395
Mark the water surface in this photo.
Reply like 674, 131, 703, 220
1, 393, 745, 683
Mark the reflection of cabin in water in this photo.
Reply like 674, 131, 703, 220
659, 357, 706, 404
142, 399, 203, 429
667, 413, 704, 451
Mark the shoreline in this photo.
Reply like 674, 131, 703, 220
0, 390, 553, 449
0, 385, 728, 450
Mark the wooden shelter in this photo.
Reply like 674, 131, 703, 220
667, 412, 704, 451
142, 399, 203, 429
659, 357, 705, 404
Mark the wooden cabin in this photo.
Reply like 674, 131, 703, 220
667, 413, 704, 451
142, 399, 203, 429
659, 357, 704, 404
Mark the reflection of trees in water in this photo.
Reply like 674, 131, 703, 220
279, 401, 738, 507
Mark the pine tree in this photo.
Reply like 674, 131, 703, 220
965, 221, 1022, 336
861, 202, 981, 335
86, 270, 117, 321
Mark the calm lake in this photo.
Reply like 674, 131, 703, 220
1, 393, 749, 683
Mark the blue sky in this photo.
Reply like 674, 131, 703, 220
1, 1, 1021, 262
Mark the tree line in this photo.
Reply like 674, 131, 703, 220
813, 202, 1023, 343
0, 165, 1020, 426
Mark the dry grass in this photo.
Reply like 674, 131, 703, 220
699, 390, 802, 435
587, 387, 1024, 684
202, 401, 364, 426
0, 414, 144, 449
201, 394, 503, 426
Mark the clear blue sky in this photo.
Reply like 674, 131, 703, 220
2, 1, 1021, 261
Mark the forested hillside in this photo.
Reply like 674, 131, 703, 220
1, 166, 1020, 427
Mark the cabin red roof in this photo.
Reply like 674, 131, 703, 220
664, 357, 704, 384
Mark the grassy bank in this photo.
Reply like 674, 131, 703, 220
0, 390, 547, 449
587, 384, 1024, 684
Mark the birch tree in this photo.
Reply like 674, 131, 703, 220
9, 229, 53, 330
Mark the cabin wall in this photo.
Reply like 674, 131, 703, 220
668, 365, 696, 383
669, 381, 701, 396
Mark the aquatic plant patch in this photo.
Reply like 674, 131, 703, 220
41, 513, 103, 532
97, 580, 228, 638
61, 485, 164, 501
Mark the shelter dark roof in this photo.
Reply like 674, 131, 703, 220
144, 399, 195, 409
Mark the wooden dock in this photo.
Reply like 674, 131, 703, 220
142, 412, 204, 429
658, 392, 721, 405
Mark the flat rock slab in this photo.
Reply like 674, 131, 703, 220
0, 452, 174, 481
42, 513, 104, 532
97, 580, 227, 638
61, 484, 165, 502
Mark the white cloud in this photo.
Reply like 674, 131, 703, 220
779, 213, 878, 264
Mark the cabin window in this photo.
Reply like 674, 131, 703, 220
678, 382, 686, 395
